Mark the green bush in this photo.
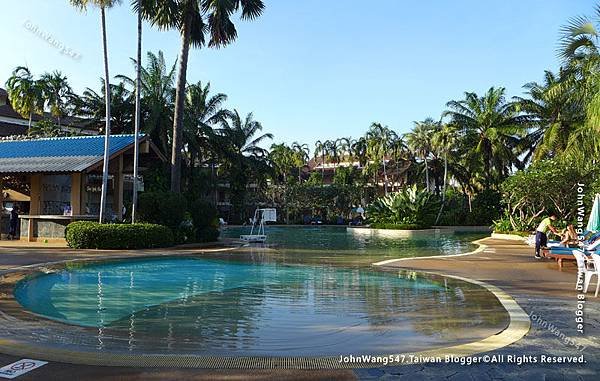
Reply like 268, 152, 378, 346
369, 223, 425, 230
367, 185, 438, 227
137, 191, 187, 231
65, 221, 174, 249
189, 199, 220, 242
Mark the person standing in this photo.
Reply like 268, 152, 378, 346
535, 213, 559, 259
8, 206, 19, 240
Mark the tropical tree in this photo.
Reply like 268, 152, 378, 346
117, 51, 177, 157
214, 110, 272, 221
405, 118, 435, 192
314, 139, 327, 180
138, 0, 265, 193
76, 81, 134, 134
291, 141, 310, 182
69, 0, 122, 223
269, 143, 296, 184
389, 134, 410, 191
39, 70, 73, 130
366, 123, 395, 195
443, 87, 526, 189
432, 123, 458, 223
5, 66, 43, 129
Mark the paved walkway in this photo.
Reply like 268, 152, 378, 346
358, 238, 600, 380
0, 238, 597, 380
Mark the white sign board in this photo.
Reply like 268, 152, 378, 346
0, 359, 48, 379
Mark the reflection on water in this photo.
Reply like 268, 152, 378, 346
14, 257, 508, 356
221, 226, 485, 265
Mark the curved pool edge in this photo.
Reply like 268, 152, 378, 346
0, 248, 528, 369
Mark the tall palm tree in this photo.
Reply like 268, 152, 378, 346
117, 51, 177, 157
139, 0, 265, 193
432, 123, 458, 223
214, 110, 272, 221
5, 66, 43, 130
39, 71, 73, 130
291, 141, 310, 182
514, 69, 584, 162
405, 119, 435, 192
70, 0, 121, 223
314, 139, 327, 180
443, 87, 525, 189
132, 0, 144, 223
366, 123, 395, 195
389, 135, 409, 191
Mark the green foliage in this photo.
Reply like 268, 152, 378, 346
499, 159, 592, 231
189, 199, 220, 242
137, 191, 188, 231
65, 221, 174, 249
369, 223, 425, 230
367, 185, 439, 227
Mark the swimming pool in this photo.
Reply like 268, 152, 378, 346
221, 226, 486, 265
13, 256, 508, 356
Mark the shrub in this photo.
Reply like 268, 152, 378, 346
137, 191, 187, 231
189, 199, 220, 242
367, 185, 438, 227
65, 221, 174, 249
369, 223, 425, 230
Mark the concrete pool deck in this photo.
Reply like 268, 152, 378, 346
0, 237, 597, 380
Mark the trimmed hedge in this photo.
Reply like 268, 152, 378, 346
66, 221, 174, 249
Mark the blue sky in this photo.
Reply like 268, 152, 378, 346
0, 1, 594, 149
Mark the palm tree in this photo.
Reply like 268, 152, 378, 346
183, 81, 229, 189
432, 123, 458, 223
443, 88, 526, 189
291, 141, 310, 182
39, 71, 73, 130
117, 51, 177, 157
214, 110, 272, 221
405, 119, 435, 192
70, 0, 121, 223
514, 70, 584, 162
366, 123, 395, 195
138, 0, 265, 193
389, 135, 409, 191
314, 140, 327, 180
132, 0, 144, 222
76, 80, 134, 134
5, 66, 43, 130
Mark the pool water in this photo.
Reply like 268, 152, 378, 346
221, 226, 486, 265
14, 257, 507, 356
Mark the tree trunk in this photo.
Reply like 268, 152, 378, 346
132, 9, 142, 223
170, 13, 192, 193
424, 156, 430, 192
382, 155, 388, 195
434, 153, 448, 225
99, 7, 112, 223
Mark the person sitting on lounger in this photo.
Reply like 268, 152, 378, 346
559, 224, 578, 247
535, 213, 560, 259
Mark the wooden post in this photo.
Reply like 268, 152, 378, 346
71, 173, 82, 215
29, 174, 41, 215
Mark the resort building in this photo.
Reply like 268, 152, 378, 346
0, 134, 166, 242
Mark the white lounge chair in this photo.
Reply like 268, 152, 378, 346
573, 250, 597, 293
584, 253, 600, 297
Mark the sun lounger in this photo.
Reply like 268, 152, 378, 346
546, 240, 600, 269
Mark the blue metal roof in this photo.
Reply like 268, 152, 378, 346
0, 135, 136, 158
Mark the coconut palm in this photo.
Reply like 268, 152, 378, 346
405, 119, 435, 192
514, 69, 584, 162
366, 123, 395, 195
5, 66, 43, 130
443, 87, 526, 189
214, 110, 272, 221
314, 140, 327, 180
138, 0, 265, 193
389, 135, 410, 191
432, 123, 458, 223
117, 51, 177, 156
291, 141, 310, 182
70, 0, 122, 222
39, 71, 73, 130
